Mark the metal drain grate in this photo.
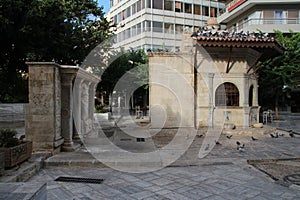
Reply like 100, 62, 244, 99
284, 174, 300, 185
55, 176, 104, 184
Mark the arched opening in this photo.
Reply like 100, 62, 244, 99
215, 82, 239, 106
249, 85, 254, 106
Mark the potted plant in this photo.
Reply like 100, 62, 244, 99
0, 129, 32, 168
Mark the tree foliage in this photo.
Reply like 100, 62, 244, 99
98, 48, 148, 95
0, 0, 111, 102
258, 31, 300, 116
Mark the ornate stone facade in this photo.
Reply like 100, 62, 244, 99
25, 63, 100, 154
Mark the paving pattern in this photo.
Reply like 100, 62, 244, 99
28, 126, 300, 200
29, 163, 300, 200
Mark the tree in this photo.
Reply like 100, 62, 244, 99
0, 0, 112, 102
258, 31, 300, 119
98, 48, 148, 94
97, 49, 149, 107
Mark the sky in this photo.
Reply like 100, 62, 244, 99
98, 0, 110, 14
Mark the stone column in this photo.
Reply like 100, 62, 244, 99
243, 74, 250, 127
73, 78, 83, 143
60, 68, 80, 151
89, 82, 97, 121
254, 79, 259, 106
208, 73, 214, 128
81, 81, 90, 137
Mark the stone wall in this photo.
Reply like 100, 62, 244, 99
149, 42, 261, 128
149, 53, 195, 128
25, 62, 100, 154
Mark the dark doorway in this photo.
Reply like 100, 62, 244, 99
249, 85, 254, 106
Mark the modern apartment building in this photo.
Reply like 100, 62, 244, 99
217, 0, 300, 33
108, 0, 225, 51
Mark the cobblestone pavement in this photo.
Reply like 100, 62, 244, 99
28, 128, 300, 200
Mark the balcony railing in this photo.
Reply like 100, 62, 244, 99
235, 18, 300, 31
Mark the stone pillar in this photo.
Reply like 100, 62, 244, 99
89, 82, 97, 121
208, 73, 214, 128
254, 80, 259, 106
81, 81, 90, 137
73, 78, 83, 143
243, 74, 250, 127
25, 62, 64, 154
243, 74, 250, 106
60, 68, 80, 152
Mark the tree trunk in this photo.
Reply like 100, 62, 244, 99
275, 91, 279, 120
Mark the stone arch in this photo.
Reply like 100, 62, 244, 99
215, 82, 239, 107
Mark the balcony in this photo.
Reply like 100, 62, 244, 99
234, 18, 300, 33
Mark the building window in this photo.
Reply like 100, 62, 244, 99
144, 21, 151, 32
275, 10, 287, 24
126, 7, 131, 18
202, 6, 209, 16
287, 10, 299, 24
210, 7, 217, 17
153, 21, 163, 32
215, 83, 239, 107
122, 10, 126, 20
175, 24, 183, 33
137, 23, 141, 34
146, 0, 151, 8
249, 11, 263, 25
184, 3, 192, 14
153, 0, 163, 9
164, 0, 173, 11
164, 23, 174, 34
175, 2, 182, 12
132, 3, 136, 15
137, 0, 142, 12
132, 25, 137, 37
194, 5, 201, 15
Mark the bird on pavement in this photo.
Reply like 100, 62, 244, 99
289, 133, 295, 138
251, 136, 258, 141
226, 135, 233, 139
270, 132, 279, 138
236, 141, 245, 152
215, 140, 221, 145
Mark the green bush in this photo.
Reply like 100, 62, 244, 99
95, 104, 108, 113
0, 129, 20, 148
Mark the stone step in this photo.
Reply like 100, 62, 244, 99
0, 182, 47, 200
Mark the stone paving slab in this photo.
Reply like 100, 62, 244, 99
0, 182, 47, 200
26, 126, 300, 199
27, 164, 300, 200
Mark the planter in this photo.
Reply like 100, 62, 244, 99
0, 141, 32, 168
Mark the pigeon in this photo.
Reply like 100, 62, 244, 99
270, 133, 278, 138
251, 136, 258, 141
226, 135, 233, 139
197, 134, 204, 138
215, 140, 221, 145
236, 141, 245, 151
279, 133, 285, 137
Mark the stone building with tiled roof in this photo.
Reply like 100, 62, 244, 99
149, 25, 283, 128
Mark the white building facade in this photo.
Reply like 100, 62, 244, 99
217, 0, 300, 33
108, 0, 225, 51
